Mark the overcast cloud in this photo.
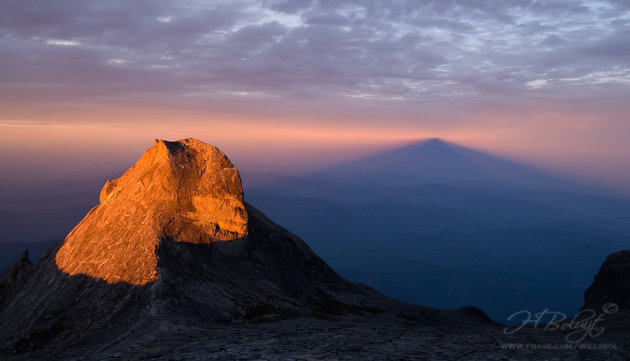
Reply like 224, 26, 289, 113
1, 0, 629, 116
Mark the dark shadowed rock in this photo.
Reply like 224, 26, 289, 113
0, 250, 34, 310
584, 250, 630, 309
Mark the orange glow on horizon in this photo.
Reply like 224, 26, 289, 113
1, 104, 629, 192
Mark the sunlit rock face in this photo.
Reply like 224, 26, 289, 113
55, 138, 248, 285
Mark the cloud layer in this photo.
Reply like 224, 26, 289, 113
1, 0, 629, 188
2, 0, 629, 112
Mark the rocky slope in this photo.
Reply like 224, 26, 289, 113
584, 250, 630, 309
0, 139, 628, 360
581, 250, 630, 337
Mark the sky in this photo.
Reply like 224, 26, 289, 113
1, 0, 629, 190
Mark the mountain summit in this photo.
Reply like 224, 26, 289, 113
56, 138, 248, 285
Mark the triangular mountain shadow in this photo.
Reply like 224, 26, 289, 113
311, 138, 585, 190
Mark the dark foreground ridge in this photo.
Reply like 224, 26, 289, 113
0, 139, 628, 360
585, 250, 630, 310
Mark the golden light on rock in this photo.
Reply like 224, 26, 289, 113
55, 138, 248, 285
